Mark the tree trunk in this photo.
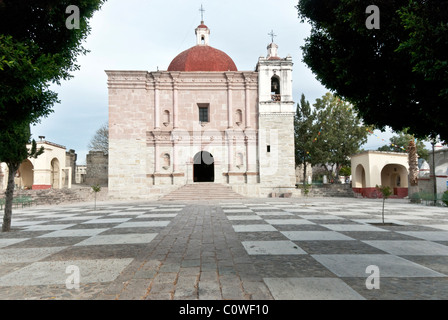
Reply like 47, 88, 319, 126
2, 163, 18, 232
302, 157, 307, 186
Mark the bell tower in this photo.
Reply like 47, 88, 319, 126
256, 34, 297, 195
196, 5, 210, 46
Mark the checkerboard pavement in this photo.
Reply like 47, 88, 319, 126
0, 202, 184, 299
1, 197, 448, 300
223, 200, 448, 299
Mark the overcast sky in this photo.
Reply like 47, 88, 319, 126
31, 0, 396, 164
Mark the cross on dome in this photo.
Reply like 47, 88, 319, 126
268, 30, 277, 43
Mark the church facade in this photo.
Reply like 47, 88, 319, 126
106, 21, 298, 199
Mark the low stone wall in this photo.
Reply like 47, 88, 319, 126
304, 184, 355, 198
11, 185, 109, 206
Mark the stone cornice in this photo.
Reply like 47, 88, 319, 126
106, 70, 258, 90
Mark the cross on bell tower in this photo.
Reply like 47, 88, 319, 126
196, 5, 210, 46
267, 30, 279, 59
268, 30, 277, 43
199, 4, 205, 23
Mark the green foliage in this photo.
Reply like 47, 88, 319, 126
0, 122, 44, 166
443, 191, 448, 206
311, 93, 371, 181
0, 0, 105, 231
1, 122, 44, 232
294, 94, 316, 185
296, 0, 448, 142
91, 185, 102, 193
377, 129, 429, 160
0, 0, 105, 128
376, 185, 392, 199
339, 166, 351, 177
91, 184, 101, 211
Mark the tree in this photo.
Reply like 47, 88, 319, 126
294, 94, 316, 186
408, 139, 418, 187
0, 0, 105, 232
88, 122, 109, 155
0, 123, 43, 232
311, 93, 371, 182
0, 0, 105, 129
377, 129, 429, 160
296, 0, 448, 142
376, 184, 392, 224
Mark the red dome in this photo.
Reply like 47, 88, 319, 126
168, 45, 238, 72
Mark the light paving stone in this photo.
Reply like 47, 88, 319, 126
281, 231, 355, 241
298, 215, 345, 220
233, 225, 277, 232
263, 277, 365, 300
425, 224, 448, 231
255, 211, 293, 216
242, 241, 307, 255
7, 221, 45, 227
265, 219, 315, 225
312, 254, 446, 277
223, 209, 254, 213
227, 215, 262, 221
57, 216, 103, 221
136, 214, 178, 218
108, 211, 147, 216
0, 247, 67, 264
74, 233, 157, 246
396, 231, 448, 241
0, 258, 133, 286
39, 228, 108, 238
322, 224, 389, 232
362, 240, 448, 256
114, 221, 171, 228
23, 224, 75, 231
82, 218, 131, 224
0, 238, 29, 248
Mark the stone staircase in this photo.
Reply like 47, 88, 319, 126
161, 183, 245, 201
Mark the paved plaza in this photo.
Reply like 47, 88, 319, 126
1, 197, 448, 300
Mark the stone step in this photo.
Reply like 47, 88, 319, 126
161, 183, 245, 201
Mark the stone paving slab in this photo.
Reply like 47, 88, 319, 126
0, 197, 447, 301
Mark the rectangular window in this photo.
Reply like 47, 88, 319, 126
198, 104, 209, 122
267, 145, 271, 153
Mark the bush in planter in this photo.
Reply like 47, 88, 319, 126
443, 191, 448, 206
409, 192, 422, 204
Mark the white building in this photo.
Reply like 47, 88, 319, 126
1, 140, 73, 191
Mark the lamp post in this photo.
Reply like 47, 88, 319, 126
431, 140, 437, 206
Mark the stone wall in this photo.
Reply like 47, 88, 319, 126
65, 149, 77, 186
85, 151, 108, 186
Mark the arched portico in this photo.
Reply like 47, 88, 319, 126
351, 151, 409, 198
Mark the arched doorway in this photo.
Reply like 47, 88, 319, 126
51, 158, 60, 189
18, 160, 34, 189
381, 164, 408, 196
354, 164, 366, 188
193, 151, 214, 182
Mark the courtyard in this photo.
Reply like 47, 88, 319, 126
0, 197, 448, 301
